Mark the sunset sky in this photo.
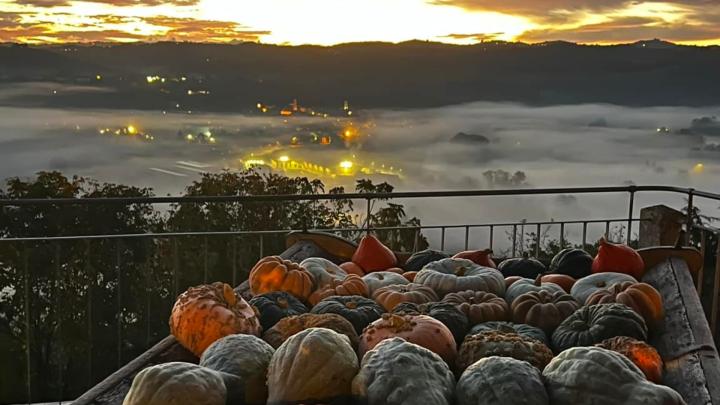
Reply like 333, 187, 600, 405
1, 0, 719, 45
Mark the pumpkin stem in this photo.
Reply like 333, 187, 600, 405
534, 274, 543, 286
523, 252, 529, 259
345, 301, 358, 309
456, 267, 467, 276
222, 283, 237, 306
277, 297, 289, 309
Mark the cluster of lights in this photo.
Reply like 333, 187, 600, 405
146, 75, 165, 84
185, 131, 217, 144
98, 125, 154, 141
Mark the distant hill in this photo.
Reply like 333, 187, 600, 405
0, 40, 719, 110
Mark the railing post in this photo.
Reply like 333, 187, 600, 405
627, 188, 635, 244
686, 188, 695, 245
512, 225, 517, 257
489, 226, 494, 250
582, 222, 588, 248
23, 245, 32, 403
365, 197, 372, 235
535, 223, 541, 257
172, 238, 179, 299
638, 205, 685, 248
440, 227, 446, 251
464, 226, 469, 251
115, 239, 123, 370
84, 240, 93, 388
560, 222, 565, 248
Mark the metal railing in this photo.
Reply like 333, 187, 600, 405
0, 185, 719, 403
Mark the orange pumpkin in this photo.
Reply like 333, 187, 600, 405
596, 336, 663, 383
586, 281, 664, 328
352, 234, 397, 273
249, 256, 315, 301
540, 274, 576, 293
452, 249, 496, 268
340, 261, 366, 277
308, 275, 369, 306
402, 271, 418, 282
169, 282, 261, 357
385, 267, 405, 275
592, 237, 645, 279
442, 290, 510, 325
372, 283, 439, 311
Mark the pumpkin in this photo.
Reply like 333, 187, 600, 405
504, 276, 524, 288
586, 282, 664, 329
457, 330, 553, 373
592, 237, 645, 279
504, 275, 565, 305
551, 303, 648, 353
170, 282, 261, 357
311, 295, 385, 334
498, 253, 546, 278
249, 291, 308, 331
468, 321, 548, 346
248, 256, 314, 301
442, 290, 510, 326
267, 327, 358, 405
452, 249, 497, 268
340, 261, 365, 276
352, 234, 397, 273
403, 249, 450, 272
415, 258, 505, 298
352, 337, 455, 405
386, 267, 405, 274
511, 290, 580, 335
549, 248, 593, 279
596, 336, 663, 383
123, 362, 226, 405
570, 272, 638, 304
308, 274, 369, 306
363, 271, 410, 296
262, 313, 359, 349
199, 334, 274, 405
372, 283, 439, 312
359, 313, 457, 365
456, 356, 549, 405
543, 347, 684, 405
392, 301, 469, 345
300, 257, 347, 289
540, 274, 576, 293
403, 271, 418, 282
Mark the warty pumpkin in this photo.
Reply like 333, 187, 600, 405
308, 274, 369, 306
249, 291, 308, 331
511, 290, 580, 335
456, 356, 549, 405
549, 248, 593, 279
497, 253, 547, 279
570, 271, 638, 304
452, 249, 497, 268
442, 290, 510, 326
457, 330, 553, 373
415, 258, 505, 298
504, 275, 565, 305
468, 321, 548, 346
392, 301, 469, 345
248, 256, 314, 301
300, 257, 347, 289
363, 271, 409, 296
543, 347, 684, 405
359, 313, 457, 365
170, 282, 261, 357
352, 337, 455, 405
311, 295, 385, 334
372, 283, 439, 311
586, 281, 664, 329
123, 362, 226, 405
551, 303, 648, 353
267, 327, 359, 405
262, 312, 359, 349
592, 237, 645, 279
352, 234, 398, 273
596, 336, 663, 383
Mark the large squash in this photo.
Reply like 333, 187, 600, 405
372, 283, 439, 311
352, 234, 397, 272
393, 301, 469, 345
468, 321, 548, 346
452, 249, 496, 268
352, 337, 455, 405
262, 313, 359, 349
585, 282, 664, 329
570, 272, 638, 304
457, 330, 553, 373
543, 347, 684, 405
539, 274, 576, 294
300, 257, 347, 289
415, 258, 505, 298
267, 328, 358, 405
359, 313, 457, 365
497, 253, 546, 279
549, 248, 593, 279
403, 249, 450, 272
551, 303, 648, 352
248, 256, 314, 301
442, 290, 510, 326
308, 274, 369, 306
199, 334, 274, 405
311, 295, 385, 334
511, 290, 580, 335
504, 275, 565, 305
249, 291, 308, 331
170, 282, 261, 357
592, 237, 645, 279
456, 356, 549, 405
596, 336, 663, 383
123, 362, 226, 405
363, 271, 410, 296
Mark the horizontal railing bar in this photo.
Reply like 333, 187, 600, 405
693, 224, 720, 234
0, 218, 648, 242
0, 185, 713, 207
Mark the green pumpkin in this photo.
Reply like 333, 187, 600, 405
549, 248, 593, 279
457, 356, 549, 405
363, 271, 410, 296
123, 362, 226, 405
498, 253, 547, 279
570, 272, 638, 304
199, 334, 274, 405
352, 337, 455, 405
393, 301, 469, 345
415, 258, 505, 298
311, 295, 385, 334
543, 347, 685, 405
457, 330, 553, 373
504, 275, 565, 305
468, 321, 548, 346
551, 303, 648, 352
249, 291, 308, 331
404, 249, 450, 272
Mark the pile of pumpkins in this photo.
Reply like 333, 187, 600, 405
123, 235, 686, 405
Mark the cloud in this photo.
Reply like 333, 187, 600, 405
14, 0, 198, 7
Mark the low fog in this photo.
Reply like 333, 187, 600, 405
1, 84, 718, 251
